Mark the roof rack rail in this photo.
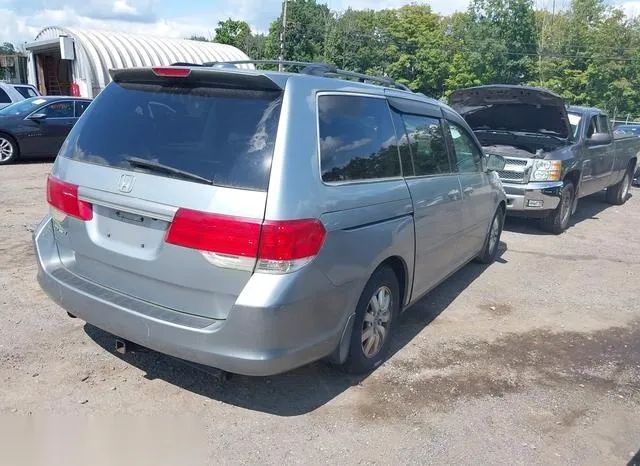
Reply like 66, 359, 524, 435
199, 60, 411, 92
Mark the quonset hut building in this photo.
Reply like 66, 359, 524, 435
25, 27, 251, 98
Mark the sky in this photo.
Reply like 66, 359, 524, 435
0, 0, 637, 45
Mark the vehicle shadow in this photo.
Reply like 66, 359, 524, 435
84, 241, 508, 416
504, 191, 627, 235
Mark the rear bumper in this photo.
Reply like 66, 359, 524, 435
34, 216, 346, 376
502, 181, 563, 214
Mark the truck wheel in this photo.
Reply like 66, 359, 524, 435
606, 169, 632, 205
540, 180, 575, 235
475, 207, 504, 264
341, 266, 399, 375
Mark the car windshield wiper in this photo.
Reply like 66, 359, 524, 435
125, 157, 213, 185
516, 131, 567, 141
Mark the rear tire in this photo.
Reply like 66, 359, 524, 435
475, 207, 504, 264
342, 266, 399, 375
606, 168, 632, 205
0, 133, 18, 165
540, 180, 575, 235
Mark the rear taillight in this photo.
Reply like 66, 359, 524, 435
46, 175, 93, 221
165, 208, 326, 274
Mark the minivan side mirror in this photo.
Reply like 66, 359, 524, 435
486, 153, 506, 172
28, 113, 47, 121
586, 132, 612, 146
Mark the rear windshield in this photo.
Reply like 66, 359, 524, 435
60, 81, 283, 191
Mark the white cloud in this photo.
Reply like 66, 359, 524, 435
619, 0, 640, 17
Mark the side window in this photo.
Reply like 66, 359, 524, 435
319, 95, 401, 183
446, 121, 483, 173
587, 116, 598, 138
41, 101, 74, 118
597, 114, 610, 133
75, 101, 90, 118
0, 89, 10, 104
402, 114, 450, 176
14, 86, 37, 99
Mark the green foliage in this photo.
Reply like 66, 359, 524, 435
265, 0, 331, 62
214, 19, 252, 50
185, 0, 640, 118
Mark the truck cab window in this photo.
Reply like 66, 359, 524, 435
587, 116, 598, 138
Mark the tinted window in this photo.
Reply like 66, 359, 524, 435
319, 95, 400, 182
587, 116, 598, 138
60, 82, 283, 191
14, 86, 37, 98
41, 101, 74, 118
597, 114, 610, 133
0, 89, 10, 104
446, 122, 483, 173
75, 100, 90, 118
402, 114, 450, 176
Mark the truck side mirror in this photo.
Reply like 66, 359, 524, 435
586, 132, 612, 146
486, 153, 506, 172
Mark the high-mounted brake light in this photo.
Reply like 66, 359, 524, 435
165, 209, 326, 274
152, 67, 191, 78
46, 175, 93, 221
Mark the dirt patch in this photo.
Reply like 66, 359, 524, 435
355, 321, 640, 420
478, 302, 513, 316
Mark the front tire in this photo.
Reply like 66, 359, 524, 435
606, 168, 632, 205
540, 180, 575, 235
475, 207, 504, 264
0, 134, 18, 165
342, 266, 400, 375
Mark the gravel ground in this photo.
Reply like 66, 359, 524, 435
1, 162, 639, 465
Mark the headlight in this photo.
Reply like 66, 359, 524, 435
531, 160, 561, 181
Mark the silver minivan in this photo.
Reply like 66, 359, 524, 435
34, 63, 507, 376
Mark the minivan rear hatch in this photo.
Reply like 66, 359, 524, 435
49, 67, 284, 320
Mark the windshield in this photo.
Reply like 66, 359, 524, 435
60, 81, 283, 191
568, 112, 581, 139
0, 97, 47, 116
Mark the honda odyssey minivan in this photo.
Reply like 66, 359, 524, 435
34, 62, 507, 376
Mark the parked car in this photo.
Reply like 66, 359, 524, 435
449, 85, 640, 234
0, 82, 40, 109
0, 96, 92, 164
33, 62, 507, 376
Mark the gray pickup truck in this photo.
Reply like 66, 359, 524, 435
450, 85, 640, 233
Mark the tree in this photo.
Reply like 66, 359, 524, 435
446, 0, 538, 93
214, 19, 252, 51
264, 0, 331, 62
0, 42, 15, 55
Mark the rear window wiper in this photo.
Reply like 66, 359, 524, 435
125, 157, 213, 185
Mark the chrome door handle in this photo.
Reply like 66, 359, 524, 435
463, 187, 474, 195
447, 189, 460, 200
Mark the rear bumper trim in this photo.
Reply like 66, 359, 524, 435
34, 216, 342, 376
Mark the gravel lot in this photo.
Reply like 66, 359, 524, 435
1, 162, 639, 465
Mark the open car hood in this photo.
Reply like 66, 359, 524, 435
448, 85, 571, 140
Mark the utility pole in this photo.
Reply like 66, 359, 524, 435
279, 0, 288, 71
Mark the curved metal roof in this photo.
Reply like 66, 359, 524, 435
33, 26, 251, 91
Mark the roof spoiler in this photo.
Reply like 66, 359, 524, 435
109, 67, 283, 91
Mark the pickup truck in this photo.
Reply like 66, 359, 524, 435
449, 85, 640, 233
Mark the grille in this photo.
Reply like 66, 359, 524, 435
497, 170, 525, 182
505, 158, 528, 166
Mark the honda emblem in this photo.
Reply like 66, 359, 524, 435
118, 174, 135, 193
